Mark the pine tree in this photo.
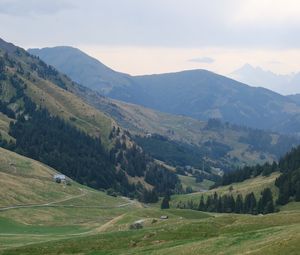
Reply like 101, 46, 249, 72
295, 181, 300, 202
198, 195, 206, 211
161, 196, 170, 209
260, 188, 274, 214
244, 192, 257, 214
235, 194, 243, 214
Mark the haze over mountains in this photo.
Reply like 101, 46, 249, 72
29, 46, 300, 134
230, 64, 300, 95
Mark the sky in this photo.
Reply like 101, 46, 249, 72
0, 0, 299, 92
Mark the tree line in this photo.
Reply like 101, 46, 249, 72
176, 188, 275, 215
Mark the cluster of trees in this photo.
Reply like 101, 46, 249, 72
214, 162, 278, 188
215, 144, 300, 206
145, 164, 182, 196
134, 134, 232, 172
30, 57, 67, 90
0, 101, 15, 119
275, 146, 300, 205
134, 134, 207, 168
177, 188, 275, 215
0, 56, 5, 79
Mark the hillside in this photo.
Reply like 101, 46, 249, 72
0, 38, 180, 201
29, 46, 300, 134
171, 172, 280, 206
0, 148, 298, 255
28, 46, 132, 94
0, 147, 126, 208
0, 145, 299, 254
72, 85, 300, 170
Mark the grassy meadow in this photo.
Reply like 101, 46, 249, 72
0, 147, 299, 254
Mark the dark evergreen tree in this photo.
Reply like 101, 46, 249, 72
198, 195, 206, 211
295, 181, 300, 202
235, 194, 243, 214
258, 188, 274, 214
244, 192, 257, 214
160, 196, 170, 209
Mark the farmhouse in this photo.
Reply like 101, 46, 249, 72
53, 174, 66, 182
160, 215, 168, 219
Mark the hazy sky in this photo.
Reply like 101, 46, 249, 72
1, 0, 299, 79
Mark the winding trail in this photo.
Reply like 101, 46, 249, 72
0, 190, 136, 212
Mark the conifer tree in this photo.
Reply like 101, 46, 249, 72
161, 196, 170, 209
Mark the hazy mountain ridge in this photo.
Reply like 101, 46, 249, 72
230, 64, 300, 95
29, 47, 300, 134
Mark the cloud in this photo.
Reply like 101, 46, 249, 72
0, 0, 74, 16
0, 0, 299, 50
188, 57, 215, 64
267, 60, 282, 65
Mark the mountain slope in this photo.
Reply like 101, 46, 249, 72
288, 94, 300, 106
0, 38, 180, 200
28, 46, 132, 94
72, 84, 300, 171
29, 46, 300, 134
0, 147, 125, 208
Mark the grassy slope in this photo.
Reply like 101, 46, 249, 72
0, 147, 133, 230
1, 205, 299, 255
172, 172, 280, 206
0, 113, 13, 141
0, 153, 298, 255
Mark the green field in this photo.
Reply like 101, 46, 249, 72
0, 147, 299, 254
1, 205, 299, 255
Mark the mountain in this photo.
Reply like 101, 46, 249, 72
29, 47, 300, 134
288, 94, 300, 106
230, 64, 300, 95
0, 38, 180, 201
74, 86, 300, 169
28, 46, 132, 94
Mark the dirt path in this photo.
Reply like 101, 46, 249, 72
0, 188, 87, 211
94, 213, 126, 233
0, 191, 140, 212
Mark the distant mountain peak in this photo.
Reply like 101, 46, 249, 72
230, 64, 300, 95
